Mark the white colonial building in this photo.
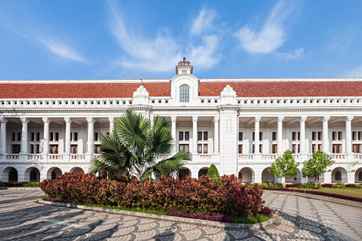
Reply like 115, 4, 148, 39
1, 58, 362, 184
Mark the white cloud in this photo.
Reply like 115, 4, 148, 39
189, 35, 220, 69
277, 48, 304, 60
191, 8, 216, 35
235, 0, 294, 54
1, 20, 87, 63
344, 65, 362, 78
110, 3, 220, 72
39, 39, 87, 63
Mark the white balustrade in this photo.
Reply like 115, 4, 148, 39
330, 153, 346, 160
28, 154, 42, 160
69, 153, 86, 160
48, 154, 63, 160
6, 154, 20, 160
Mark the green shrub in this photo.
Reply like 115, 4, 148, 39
335, 182, 345, 188
302, 182, 320, 189
261, 182, 283, 190
22, 181, 40, 187
207, 164, 220, 183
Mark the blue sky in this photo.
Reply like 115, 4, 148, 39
1, 0, 362, 80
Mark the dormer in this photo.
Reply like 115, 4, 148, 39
132, 84, 149, 105
172, 58, 199, 104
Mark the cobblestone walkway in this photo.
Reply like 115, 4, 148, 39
0, 188, 361, 241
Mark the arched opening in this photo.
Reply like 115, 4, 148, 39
286, 169, 302, 184
238, 167, 254, 183
198, 167, 209, 178
332, 167, 347, 184
178, 167, 191, 179
25, 167, 40, 182
47, 167, 62, 180
70, 167, 84, 174
262, 167, 275, 183
3, 167, 18, 183
355, 168, 362, 183
179, 84, 190, 103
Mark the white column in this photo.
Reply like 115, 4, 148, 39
171, 116, 177, 153
300, 116, 307, 158
109, 117, 114, 135
323, 171, 332, 184
277, 116, 284, 154
214, 115, 219, 154
345, 116, 353, 160
20, 117, 28, 156
192, 116, 198, 154
347, 170, 355, 184
42, 117, 49, 159
149, 113, 154, 127
322, 116, 330, 153
254, 116, 261, 154
87, 117, 94, 159
254, 169, 262, 183
64, 117, 71, 159
0, 117, 7, 156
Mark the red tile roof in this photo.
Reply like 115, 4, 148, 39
199, 81, 362, 97
0, 82, 170, 98
0, 80, 362, 98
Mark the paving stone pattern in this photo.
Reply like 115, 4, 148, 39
0, 188, 361, 241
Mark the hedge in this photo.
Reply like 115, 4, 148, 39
40, 173, 271, 219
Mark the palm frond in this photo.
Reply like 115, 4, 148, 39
140, 151, 188, 180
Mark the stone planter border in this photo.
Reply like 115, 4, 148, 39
37, 199, 278, 229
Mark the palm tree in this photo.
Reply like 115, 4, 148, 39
92, 110, 188, 180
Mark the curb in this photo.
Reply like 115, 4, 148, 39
268, 190, 362, 209
2, 187, 41, 191
36, 199, 278, 229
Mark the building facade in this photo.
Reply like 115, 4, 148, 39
1, 58, 362, 184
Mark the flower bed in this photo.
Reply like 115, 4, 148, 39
40, 173, 272, 223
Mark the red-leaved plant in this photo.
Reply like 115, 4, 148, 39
40, 173, 269, 218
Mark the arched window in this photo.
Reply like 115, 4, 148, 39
179, 84, 190, 103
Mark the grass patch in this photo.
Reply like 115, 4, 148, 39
233, 214, 270, 224
285, 186, 362, 199
315, 187, 362, 199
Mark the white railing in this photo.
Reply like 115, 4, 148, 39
48, 154, 63, 160
330, 153, 346, 160
353, 153, 362, 160
191, 153, 220, 162
6, 154, 20, 160
239, 154, 277, 161
28, 154, 42, 160
69, 153, 86, 160
1, 152, 362, 163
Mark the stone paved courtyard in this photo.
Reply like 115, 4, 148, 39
0, 188, 361, 241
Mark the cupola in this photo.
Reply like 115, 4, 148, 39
176, 57, 193, 75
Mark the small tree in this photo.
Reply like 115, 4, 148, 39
207, 164, 220, 182
271, 150, 297, 185
302, 151, 333, 183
